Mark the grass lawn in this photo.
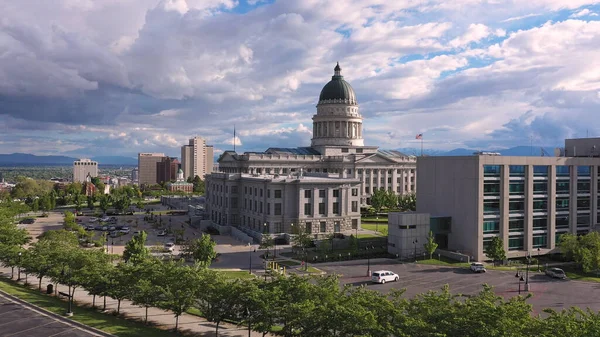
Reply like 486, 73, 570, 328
361, 218, 388, 223
417, 258, 470, 268
357, 233, 382, 239
0, 279, 177, 337
276, 260, 301, 267
215, 270, 256, 279
361, 223, 388, 234
305, 266, 323, 274
560, 266, 600, 283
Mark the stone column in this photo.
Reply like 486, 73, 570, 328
400, 170, 405, 194
358, 123, 362, 138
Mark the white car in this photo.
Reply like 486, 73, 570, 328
89, 218, 98, 223
470, 262, 487, 273
101, 217, 110, 222
371, 270, 399, 284
545, 267, 567, 279
165, 242, 175, 252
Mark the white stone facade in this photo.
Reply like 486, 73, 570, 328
73, 158, 98, 183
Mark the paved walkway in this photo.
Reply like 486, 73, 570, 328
0, 267, 272, 337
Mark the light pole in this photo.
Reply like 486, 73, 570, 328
17, 252, 22, 281
249, 248, 256, 274
61, 265, 73, 316
111, 238, 114, 254
518, 275, 524, 294
366, 246, 371, 276
537, 248, 541, 272
525, 252, 531, 291
413, 239, 418, 262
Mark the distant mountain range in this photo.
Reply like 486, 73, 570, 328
395, 145, 559, 157
0, 153, 137, 166
0, 146, 561, 166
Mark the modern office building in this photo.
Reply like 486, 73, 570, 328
181, 137, 214, 180
157, 157, 179, 184
206, 171, 361, 237
73, 158, 98, 183
417, 152, 600, 261
213, 63, 417, 207
137, 153, 165, 186
131, 168, 138, 184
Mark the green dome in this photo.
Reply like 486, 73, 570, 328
318, 63, 357, 105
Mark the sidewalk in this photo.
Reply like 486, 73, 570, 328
0, 266, 272, 337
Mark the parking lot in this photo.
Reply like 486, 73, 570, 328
320, 262, 600, 314
0, 293, 102, 337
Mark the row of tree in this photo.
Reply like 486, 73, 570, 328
369, 189, 416, 213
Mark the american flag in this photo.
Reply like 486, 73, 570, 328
415, 133, 423, 139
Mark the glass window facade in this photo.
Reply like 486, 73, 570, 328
509, 236, 524, 250
577, 181, 591, 194
556, 215, 569, 229
509, 165, 525, 177
577, 214, 590, 226
533, 198, 548, 212
509, 200, 525, 213
533, 234, 547, 248
556, 181, 570, 194
533, 182, 548, 194
484, 165, 501, 177
556, 165, 570, 177
509, 218, 524, 232
533, 216, 547, 231
483, 220, 499, 234
556, 197, 569, 212
533, 165, 548, 177
577, 197, 590, 210
484, 182, 501, 196
483, 200, 500, 215
578, 166, 591, 177
509, 182, 525, 195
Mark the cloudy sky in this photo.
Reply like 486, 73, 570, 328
1, 0, 600, 159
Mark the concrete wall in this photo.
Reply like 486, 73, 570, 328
387, 212, 430, 259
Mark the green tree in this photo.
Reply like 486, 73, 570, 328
123, 231, 150, 264
196, 271, 240, 336
370, 188, 387, 212
192, 175, 205, 194
158, 261, 202, 331
73, 192, 85, 212
398, 193, 417, 211
182, 234, 217, 267
559, 232, 600, 273
130, 259, 164, 324
259, 235, 275, 259
87, 196, 95, 210
485, 236, 506, 266
423, 231, 438, 259
79, 251, 112, 308
107, 263, 136, 314
99, 194, 110, 214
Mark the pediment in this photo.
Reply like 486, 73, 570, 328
354, 153, 398, 164
217, 151, 239, 163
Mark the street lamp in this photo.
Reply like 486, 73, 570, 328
537, 247, 541, 272
17, 252, 22, 281
366, 246, 371, 276
249, 248, 256, 274
61, 265, 73, 316
111, 237, 114, 254
518, 275, 525, 294
525, 252, 531, 290
413, 239, 418, 262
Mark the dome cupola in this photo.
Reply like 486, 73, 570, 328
318, 62, 357, 105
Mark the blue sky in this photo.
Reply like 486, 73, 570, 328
1, 0, 600, 159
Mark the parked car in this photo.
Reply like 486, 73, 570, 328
470, 262, 487, 273
157, 231, 166, 236
100, 217, 110, 222
108, 226, 116, 231
545, 267, 567, 279
101, 226, 109, 231
19, 218, 35, 225
165, 242, 175, 251
94, 225, 104, 231
85, 225, 95, 231
89, 218, 98, 223
119, 229, 130, 234
371, 270, 399, 284
109, 231, 119, 238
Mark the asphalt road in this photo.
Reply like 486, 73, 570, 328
320, 262, 600, 315
0, 293, 105, 337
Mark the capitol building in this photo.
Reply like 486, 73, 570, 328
206, 64, 417, 236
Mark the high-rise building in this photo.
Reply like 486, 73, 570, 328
138, 153, 165, 186
157, 157, 179, 184
73, 158, 98, 183
181, 137, 213, 180
131, 168, 139, 184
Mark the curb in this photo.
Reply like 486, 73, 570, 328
0, 286, 115, 337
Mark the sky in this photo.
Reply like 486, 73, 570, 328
1, 0, 600, 159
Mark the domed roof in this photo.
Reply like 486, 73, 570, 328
178, 168, 183, 174
318, 62, 357, 105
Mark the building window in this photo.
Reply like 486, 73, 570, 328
509, 182, 525, 195
483, 200, 500, 215
556, 165, 570, 177
318, 203, 325, 215
231, 186, 238, 194
267, 203, 270, 215
352, 201, 358, 212
556, 181, 570, 194
260, 189, 263, 197
532, 198, 548, 212
483, 238, 493, 252
509, 200, 524, 214
533, 182, 548, 194
274, 203, 282, 215
532, 234, 547, 248
304, 203, 311, 215
556, 198, 569, 212
304, 190, 311, 198
334, 221, 341, 233
577, 197, 590, 210
342, 148, 348, 153
254, 188, 257, 196
356, 148, 363, 153
274, 190, 282, 198
254, 200, 257, 211
358, 169, 363, 174
533, 166, 548, 177
267, 189, 270, 198
352, 219, 358, 229
533, 216, 547, 231
333, 189, 340, 198
484, 182, 500, 196
244, 187, 247, 194
509, 165, 525, 177
509, 236, 524, 250
319, 189, 325, 198
556, 215, 569, 229
483, 165, 501, 177
483, 220, 499, 234
577, 214, 590, 227
333, 202, 340, 215
578, 166, 591, 177
577, 181, 591, 194
320, 222, 327, 232
259, 202, 263, 213
306, 222, 312, 234
352, 188, 358, 196
509, 218, 524, 232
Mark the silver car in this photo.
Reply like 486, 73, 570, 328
545, 267, 567, 279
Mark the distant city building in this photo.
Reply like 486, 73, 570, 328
416, 139, 600, 262
131, 168, 139, 184
138, 153, 165, 186
73, 158, 98, 183
181, 137, 214, 181
168, 169, 194, 193
206, 171, 361, 236
157, 157, 179, 184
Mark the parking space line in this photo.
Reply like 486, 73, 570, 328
4, 321, 54, 337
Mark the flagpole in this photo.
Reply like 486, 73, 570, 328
420, 136, 423, 157
233, 124, 236, 153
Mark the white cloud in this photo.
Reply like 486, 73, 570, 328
449, 23, 492, 48
501, 13, 542, 22
570, 8, 598, 17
